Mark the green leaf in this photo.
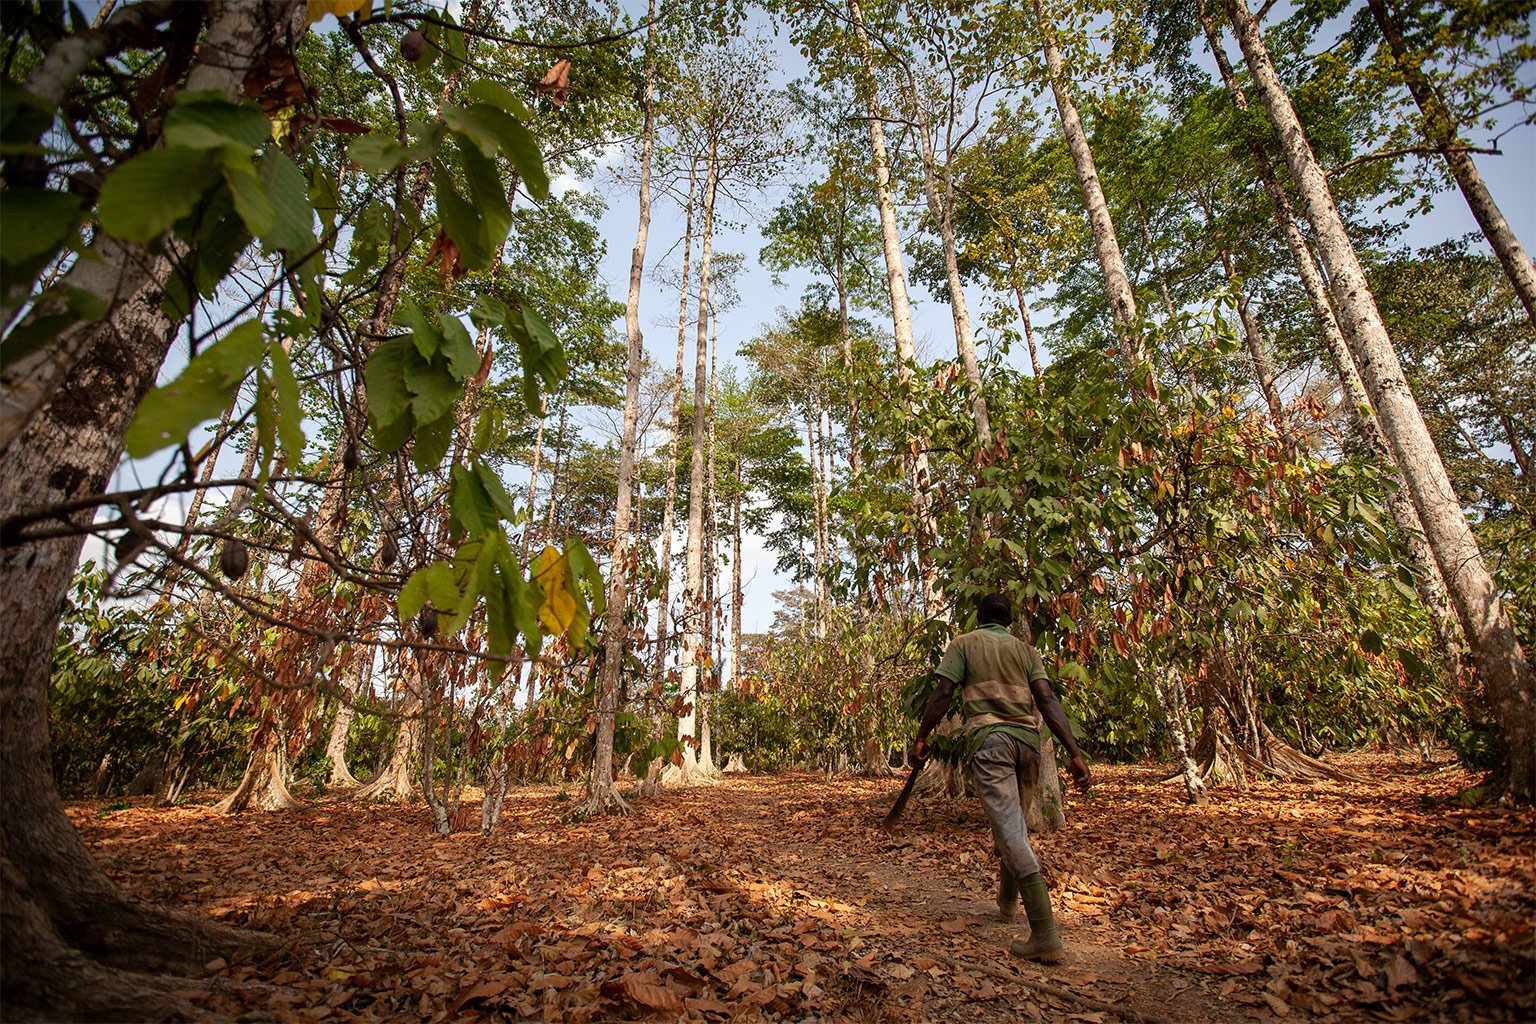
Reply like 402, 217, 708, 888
269, 341, 304, 465
450, 464, 496, 536
452, 137, 511, 267
405, 356, 458, 424
412, 409, 454, 473
475, 462, 518, 523
364, 337, 414, 428
253, 365, 276, 477
220, 147, 275, 236
441, 104, 500, 158
348, 134, 409, 174
364, 337, 415, 452
398, 561, 460, 622
434, 167, 487, 270
0, 188, 82, 266
257, 150, 318, 258
1360, 630, 1383, 655
164, 93, 270, 150
125, 321, 265, 457
469, 295, 511, 327
439, 315, 479, 380
98, 148, 218, 241
465, 99, 547, 200
397, 299, 441, 360
464, 80, 531, 121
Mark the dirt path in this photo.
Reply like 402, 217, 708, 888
72, 753, 1533, 1022
702, 775, 1247, 1024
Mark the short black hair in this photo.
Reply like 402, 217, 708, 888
977, 592, 1013, 626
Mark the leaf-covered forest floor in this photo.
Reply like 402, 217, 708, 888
73, 752, 1534, 1023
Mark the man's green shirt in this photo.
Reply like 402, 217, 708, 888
934, 623, 1049, 757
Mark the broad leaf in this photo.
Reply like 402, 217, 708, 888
125, 321, 266, 457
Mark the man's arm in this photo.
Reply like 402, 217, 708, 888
1031, 677, 1092, 791
910, 675, 956, 763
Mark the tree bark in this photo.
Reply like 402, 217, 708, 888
1010, 269, 1046, 396
1363, 0, 1536, 327
911, 88, 992, 446
1226, 0, 1535, 800
1200, 8, 1466, 699
655, 164, 698, 690
848, 0, 944, 617
1033, 1, 1140, 355
580, 0, 656, 819
669, 149, 719, 786
0, 5, 304, 1011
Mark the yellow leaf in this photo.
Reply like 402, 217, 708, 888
532, 545, 576, 635
307, 0, 370, 23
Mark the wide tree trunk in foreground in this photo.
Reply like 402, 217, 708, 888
1226, 0, 1536, 801
580, 0, 656, 818
0, 4, 307, 1017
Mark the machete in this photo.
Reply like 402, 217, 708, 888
881, 761, 926, 830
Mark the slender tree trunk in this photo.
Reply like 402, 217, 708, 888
324, 649, 369, 788
543, 400, 569, 540
848, 0, 944, 617
1010, 268, 1046, 395
579, 0, 656, 818
1201, 8, 1466, 698
656, 164, 698, 687
1363, 0, 1536, 327
670, 150, 719, 785
1226, 0, 1535, 800
0, 6, 306, 1013
835, 257, 863, 478
1218, 248, 1286, 427
911, 92, 992, 446
1033, 1, 1140, 354
732, 455, 744, 688
520, 400, 548, 561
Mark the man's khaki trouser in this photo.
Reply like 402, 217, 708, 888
970, 730, 1041, 878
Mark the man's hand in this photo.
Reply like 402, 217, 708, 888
1067, 753, 1092, 792
911, 738, 930, 765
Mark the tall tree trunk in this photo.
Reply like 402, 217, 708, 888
806, 401, 827, 634
655, 164, 698, 687
581, 0, 655, 817
732, 455, 744, 689
543, 399, 569, 540
670, 150, 719, 786
1201, 8, 1466, 698
0, 5, 306, 1014
1218, 248, 1286, 428
1226, 0, 1535, 800
848, 0, 943, 617
1010, 266, 1046, 396
911, 91, 992, 446
324, 647, 371, 788
1033, 1, 1140, 354
355, 687, 422, 802
1363, 0, 1536, 327
835, 257, 863, 478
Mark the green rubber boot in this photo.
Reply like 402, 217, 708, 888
1008, 873, 1065, 963
997, 861, 1018, 922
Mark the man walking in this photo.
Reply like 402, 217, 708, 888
912, 592, 1092, 962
